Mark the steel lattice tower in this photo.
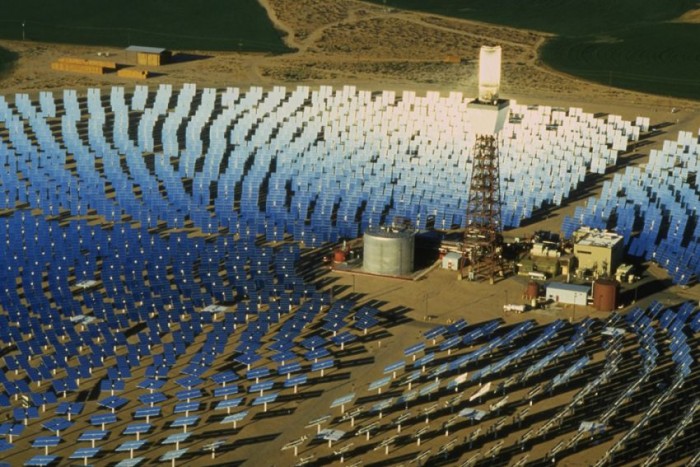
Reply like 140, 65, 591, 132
460, 45, 509, 282
463, 134, 503, 282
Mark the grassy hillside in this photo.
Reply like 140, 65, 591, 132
368, 0, 700, 100
0, 0, 291, 52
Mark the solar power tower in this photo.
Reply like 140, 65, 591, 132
462, 46, 510, 283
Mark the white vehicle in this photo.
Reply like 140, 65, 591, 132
504, 304, 528, 313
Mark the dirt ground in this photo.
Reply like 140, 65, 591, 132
0, 1, 699, 466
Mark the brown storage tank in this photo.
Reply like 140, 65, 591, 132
525, 281, 539, 300
593, 279, 618, 312
333, 249, 346, 263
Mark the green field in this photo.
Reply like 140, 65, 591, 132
541, 23, 700, 100
0, 0, 290, 52
369, 0, 700, 100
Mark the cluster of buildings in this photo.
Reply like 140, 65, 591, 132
333, 221, 632, 313
516, 227, 632, 312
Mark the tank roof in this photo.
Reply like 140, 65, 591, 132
364, 227, 415, 239
594, 279, 619, 286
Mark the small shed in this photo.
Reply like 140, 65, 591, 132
442, 251, 463, 271
126, 46, 172, 66
545, 282, 590, 306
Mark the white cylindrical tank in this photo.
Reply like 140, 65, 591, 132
363, 228, 415, 276
478, 46, 502, 102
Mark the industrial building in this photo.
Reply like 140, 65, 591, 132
517, 241, 562, 279
545, 282, 590, 306
573, 227, 625, 278
126, 45, 172, 66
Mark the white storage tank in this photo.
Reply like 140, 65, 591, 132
363, 227, 415, 276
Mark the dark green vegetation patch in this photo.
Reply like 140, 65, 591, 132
0, 0, 291, 53
0, 46, 19, 79
370, 0, 700, 100
541, 23, 700, 100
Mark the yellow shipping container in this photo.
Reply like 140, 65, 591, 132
117, 69, 150, 79
51, 61, 105, 75
57, 57, 117, 70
